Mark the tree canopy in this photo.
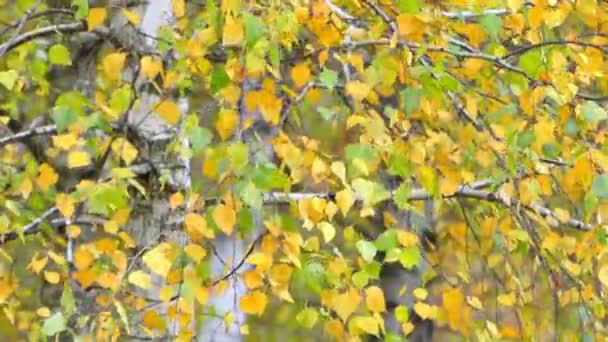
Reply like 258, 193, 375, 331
1, 0, 608, 340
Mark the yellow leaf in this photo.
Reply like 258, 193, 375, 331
497, 292, 516, 306
240, 290, 268, 316
67, 151, 91, 168
27, 255, 48, 274
184, 244, 207, 263
128, 270, 152, 289
246, 252, 272, 271
172, 0, 185, 17
324, 319, 345, 340
554, 207, 570, 223
154, 100, 181, 125
183, 213, 215, 241
36, 307, 51, 318
20, 177, 32, 199
169, 192, 184, 210
37, 163, 58, 191
102, 52, 127, 82
258, 90, 282, 125
318, 221, 336, 243
397, 231, 419, 247
397, 14, 426, 41
73, 249, 93, 270
195, 285, 210, 305
599, 266, 608, 287
331, 161, 346, 184
140, 56, 163, 80
44, 271, 60, 284
311, 157, 328, 183
290, 63, 311, 89
215, 109, 238, 140
142, 242, 176, 277
52, 133, 79, 150
443, 288, 467, 331
355, 316, 379, 336
466, 296, 483, 310
121, 8, 141, 26
413, 288, 428, 300
345, 81, 371, 102
336, 188, 355, 216
111, 138, 138, 165
143, 310, 166, 331
334, 288, 361, 322
87, 7, 107, 31
67, 225, 81, 239
55, 193, 75, 218
223, 15, 244, 46
213, 204, 236, 235
508, 0, 524, 12
413, 302, 437, 319
244, 270, 264, 289
365, 286, 386, 312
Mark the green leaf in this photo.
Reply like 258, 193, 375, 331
352, 178, 390, 207
319, 68, 338, 89
399, 246, 421, 270
210, 66, 230, 93
318, 106, 336, 121
400, 87, 424, 115
592, 174, 608, 199
49, 44, 72, 66
51, 105, 79, 132
110, 85, 132, 114
60, 283, 75, 316
240, 182, 262, 209
188, 126, 213, 151
114, 300, 130, 333
296, 308, 319, 328
394, 305, 409, 322
480, 15, 502, 41
375, 230, 398, 251
345, 144, 378, 165
352, 271, 369, 288
356, 240, 377, 262
398, 0, 421, 13
228, 143, 249, 173
581, 101, 607, 123
71, 0, 89, 19
518, 49, 543, 78
237, 208, 253, 235
0, 70, 18, 90
244, 12, 264, 48
41, 312, 66, 336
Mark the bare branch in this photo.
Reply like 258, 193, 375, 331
1, 207, 59, 243
503, 39, 608, 59
0, 22, 85, 56
362, 0, 398, 33
0, 124, 57, 147
440, 8, 511, 20
0, 8, 74, 37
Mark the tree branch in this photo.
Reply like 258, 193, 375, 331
0, 124, 57, 147
0, 22, 85, 56
440, 8, 511, 20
